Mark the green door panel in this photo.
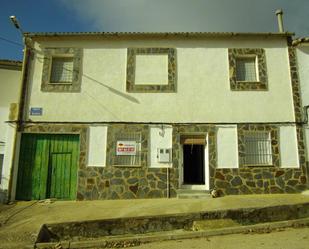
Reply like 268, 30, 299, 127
16, 134, 79, 200
49, 152, 72, 199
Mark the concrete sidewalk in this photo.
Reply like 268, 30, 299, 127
1, 194, 309, 248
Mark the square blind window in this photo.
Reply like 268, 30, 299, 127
113, 133, 141, 166
50, 57, 74, 83
236, 57, 257, 82
243, 132, 272, 166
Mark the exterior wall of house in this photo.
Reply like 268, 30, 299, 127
0, 65, 21, 202
17, 122, 306, 200
26, 36, 295, 123
10, 35, 308, 201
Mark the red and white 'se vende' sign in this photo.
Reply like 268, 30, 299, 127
116, 141, 137, 156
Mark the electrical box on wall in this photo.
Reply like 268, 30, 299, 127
157, 148, 172, 163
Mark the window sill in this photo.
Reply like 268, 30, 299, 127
48, 82, 73, 85
112, 164, 142, 168
236, 81, 260, 83
242, 164, 274, 167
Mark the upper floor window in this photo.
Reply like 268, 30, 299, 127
236, 56, 257, 82
41, 48, 82, 92
50, 57, 74, 83
229, 48, 268, 91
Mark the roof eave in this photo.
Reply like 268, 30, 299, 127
24, 31, 295, 40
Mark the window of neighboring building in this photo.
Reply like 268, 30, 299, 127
236, 56, 257, 82
243, 132, 272, 166
113, 132, 142, 166
50, 57, 74, 83
0, 154, 4, 184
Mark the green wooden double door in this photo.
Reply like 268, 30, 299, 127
16, 133, 80, 200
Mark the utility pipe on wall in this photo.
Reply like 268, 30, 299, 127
275, 9, 284, 33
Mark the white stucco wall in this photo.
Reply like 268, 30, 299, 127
135, 55, 168, 85
216, 125, 238, 168
0, 68, 21, 107
1, 125, 17, 190
87, 126, 107, 167
279, 125, 299, 168
0, 67, 21, 194
149, 125, 173, 168
26, 36, 295, 123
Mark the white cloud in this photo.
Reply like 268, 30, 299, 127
58, 0, 309, 36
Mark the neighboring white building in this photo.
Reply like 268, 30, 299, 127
0, 60, 21, 202
9, 32, 308, 201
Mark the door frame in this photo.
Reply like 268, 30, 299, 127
179, 133, 209, 190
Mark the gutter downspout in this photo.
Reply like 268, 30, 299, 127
7, 37, 31, 202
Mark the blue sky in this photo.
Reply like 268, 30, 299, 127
1, 0, 308, 61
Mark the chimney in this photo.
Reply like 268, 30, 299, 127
275, 9, 284, 32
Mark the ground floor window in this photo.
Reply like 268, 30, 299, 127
243, 131, 272, 166
113, 132, 142, 166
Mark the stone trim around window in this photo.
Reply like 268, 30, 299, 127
229, 48, 268, 91
41, 48, 82, 92
237, 124, 280, 167
126, 48, 177, 93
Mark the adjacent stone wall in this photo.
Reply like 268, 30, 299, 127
288, 47, 303, 123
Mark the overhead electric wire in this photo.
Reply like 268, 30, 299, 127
0, 36, 23, 47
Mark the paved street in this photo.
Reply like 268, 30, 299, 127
134, 227, 309, 249
1, 194, 309, 248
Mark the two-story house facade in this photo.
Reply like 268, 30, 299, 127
10, 32, 307, 201
0, 60, 21, 203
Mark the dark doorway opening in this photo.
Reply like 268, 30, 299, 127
183, 144, 205, 184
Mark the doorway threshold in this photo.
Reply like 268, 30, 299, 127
177, 189, 210, 199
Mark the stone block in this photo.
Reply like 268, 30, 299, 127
111, 178, 124, 185
231, 176, 242, 187
215, 180, 230, 188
